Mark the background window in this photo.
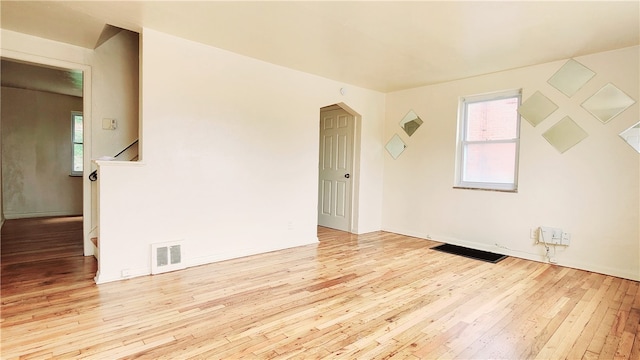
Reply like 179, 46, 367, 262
456, 90, 521, 191
71, 111, 83, 176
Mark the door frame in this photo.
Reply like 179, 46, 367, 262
318, 102, 361, 234
2, 50, 94, 256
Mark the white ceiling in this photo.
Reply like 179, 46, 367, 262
1, 1, 639, 92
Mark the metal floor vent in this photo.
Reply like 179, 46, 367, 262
151, 241, 185, 274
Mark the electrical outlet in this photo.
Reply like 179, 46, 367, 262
121, 269, 131, 278
540, 226, 563, 245
530, 228, 538, 240
540, 226, 570, 246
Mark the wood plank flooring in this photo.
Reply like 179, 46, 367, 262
1, 218, 639, 359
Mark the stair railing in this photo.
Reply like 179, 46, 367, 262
89, 139, 139, 181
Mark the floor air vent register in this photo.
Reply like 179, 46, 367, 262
431, 243, 507, 263
151, 241, 185, 274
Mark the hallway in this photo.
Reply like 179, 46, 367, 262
1, 216, 97, 297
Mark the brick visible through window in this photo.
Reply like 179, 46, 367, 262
456, 90, 521, 191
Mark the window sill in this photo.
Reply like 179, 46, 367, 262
453, 186, 517, 193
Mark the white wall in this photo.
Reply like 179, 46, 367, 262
1, 29, 139, 255
10, 26, 634, 283
90, 29, 140, 231
383, 46, 640, 280
1, 87, 83, 218
95, 29, 385, 283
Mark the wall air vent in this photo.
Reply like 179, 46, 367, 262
151, 241, 185, 274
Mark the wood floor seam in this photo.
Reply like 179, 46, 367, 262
1, 218, 639, 359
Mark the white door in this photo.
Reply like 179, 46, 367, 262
318, 108, 354, 231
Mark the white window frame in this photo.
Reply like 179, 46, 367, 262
71, 111, 83, 176
455, 89, 521, 192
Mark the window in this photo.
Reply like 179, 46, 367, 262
71, 111, 83, 176
456, 90, 521, 191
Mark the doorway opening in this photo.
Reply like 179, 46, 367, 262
317, 103, 361, 233
1, 55, 93, 258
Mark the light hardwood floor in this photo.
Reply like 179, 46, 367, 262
1, 217, 639, 359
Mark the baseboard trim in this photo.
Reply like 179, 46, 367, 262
188, 237, 319, 269
4, 211, 82, 220
94, 237, 319, 285
383, 226, 639, 282
95, 267, 149, 284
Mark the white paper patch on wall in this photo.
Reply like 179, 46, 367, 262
151, 241, 185, 274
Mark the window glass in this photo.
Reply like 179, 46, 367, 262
462, 142, 516, 184
456, 91, 521, 191
71, 112, 83, 175
73, 114, 83, 143
465, 98, 518, 141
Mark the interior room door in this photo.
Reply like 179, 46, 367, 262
318, 107, 354, 232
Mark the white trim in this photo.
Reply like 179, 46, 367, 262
187, 237, 319, 269
71, 111, 84, 176
317, 102, 362, 234
1, 51, 93, 255
3, 211, 82, 220
455, 89, 522, 191
94, 237, 319, 284
459, 89, 521, 104
94, 159, 146, 167
0, 49, 93, 258
95, 267, 148, 284
383, 226, 639, 281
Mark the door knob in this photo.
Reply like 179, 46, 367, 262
344, 174, 350, 178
